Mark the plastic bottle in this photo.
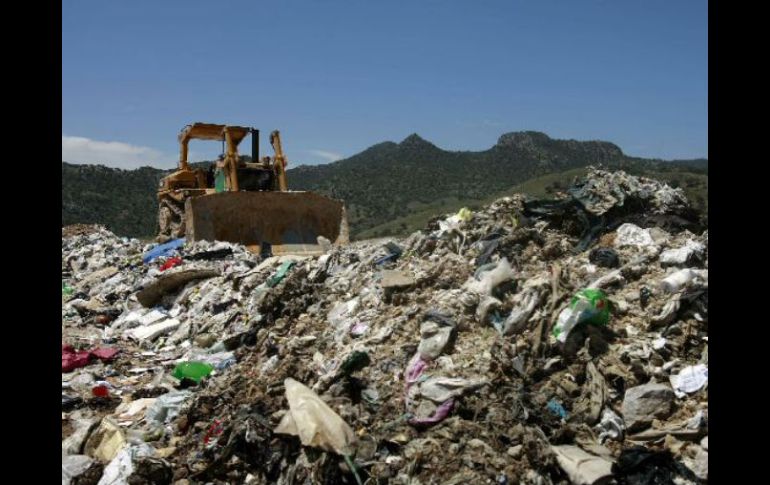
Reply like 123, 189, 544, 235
553, 289, 610, 342
554, 298, 593, 343
172, 362, 214, 383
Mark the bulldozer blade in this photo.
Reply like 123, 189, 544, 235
185, 191, 348, 256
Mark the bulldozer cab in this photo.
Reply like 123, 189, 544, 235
178, 123, 273, 191
158, 122, 348, 256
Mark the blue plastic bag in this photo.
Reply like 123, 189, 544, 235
143, 238, 185, 264
547, 398, 568, 420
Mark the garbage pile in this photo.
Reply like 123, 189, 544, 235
62, 168, 708, 484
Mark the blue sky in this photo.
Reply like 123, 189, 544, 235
62, 0, 707, 169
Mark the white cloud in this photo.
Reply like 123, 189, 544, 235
305, 149, 343, 164
62, 135, 176, 169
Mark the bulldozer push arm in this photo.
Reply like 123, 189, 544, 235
270, 130, 289, 191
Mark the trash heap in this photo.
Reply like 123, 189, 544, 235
62, 168, 708, 485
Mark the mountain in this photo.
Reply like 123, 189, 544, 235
287, 131, 700, 236
668, 158, 708, 171
62, 163, 166, 238
62, 132, 707, 239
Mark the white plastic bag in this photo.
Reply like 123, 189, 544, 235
465, 258, 515, 296
145, 390, 192, 425
659, 268, 708, 293
551, 445, 613, 485
62, 455, 94, 485
659, 240, 705, 266
614, 223, 655, 248
670, 364, 708, 397
553, 298, 593, 343
274, 378, 357, 455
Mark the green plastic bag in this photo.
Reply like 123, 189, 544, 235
552, 288, 610, 342
266, 261, 296, 288
62, 281, 74, 295
172, 362, 214, 383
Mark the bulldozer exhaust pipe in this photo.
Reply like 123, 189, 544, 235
251, 128, 259, 163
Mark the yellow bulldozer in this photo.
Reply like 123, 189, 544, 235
157, 122, 348, 256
